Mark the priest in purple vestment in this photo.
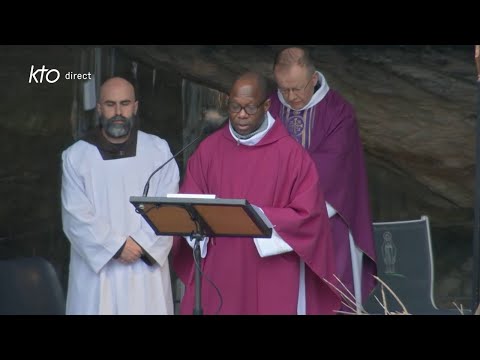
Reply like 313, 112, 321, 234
269, 47, 377, 313
171, 71, 341, 315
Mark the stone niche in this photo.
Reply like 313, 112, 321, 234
0, 44, 476, 311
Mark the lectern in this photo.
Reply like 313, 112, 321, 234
130, 196, 273, 314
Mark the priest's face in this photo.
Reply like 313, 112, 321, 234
99, 113, 136, 139
97, 77, 139, 143
228, 82, 270, 136
274, 64, 317, 110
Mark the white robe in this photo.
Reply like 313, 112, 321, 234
61, 131, 180, 315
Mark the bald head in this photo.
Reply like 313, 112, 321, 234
273, 47, 319, 110
273, 47, 315, 76
230, 71, 268, 100
97, 76, 139, 143
100, 77, 136, 102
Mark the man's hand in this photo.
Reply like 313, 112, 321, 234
118, 236, 143, 264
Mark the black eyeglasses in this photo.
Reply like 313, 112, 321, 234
228, 98, 267, 115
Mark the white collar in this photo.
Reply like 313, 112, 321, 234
229, 112, 276, 146
277, 71, 330, 111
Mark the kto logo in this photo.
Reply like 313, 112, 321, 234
29, 65, 60, 84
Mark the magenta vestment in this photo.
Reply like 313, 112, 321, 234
172, 119, 341, 314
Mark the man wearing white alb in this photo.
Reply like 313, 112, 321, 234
61, 76, 179, 315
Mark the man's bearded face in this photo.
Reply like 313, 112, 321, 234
100, 114, 135, 138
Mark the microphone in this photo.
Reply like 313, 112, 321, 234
142, 110, 228, 197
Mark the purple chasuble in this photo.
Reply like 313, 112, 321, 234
270, 89, 377, 305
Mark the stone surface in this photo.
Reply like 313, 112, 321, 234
1, 44, 477, 310
117, 45, 477, 228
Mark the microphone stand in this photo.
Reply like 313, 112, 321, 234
142, 118, 228, 197
140, 117, 228, 313
185, 206, 206, 315
192, 233, 204, 315
143, 132, 204, 197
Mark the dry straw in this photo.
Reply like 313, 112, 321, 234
323, 275, 470, 315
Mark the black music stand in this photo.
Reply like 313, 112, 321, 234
130, 196, 273, 315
